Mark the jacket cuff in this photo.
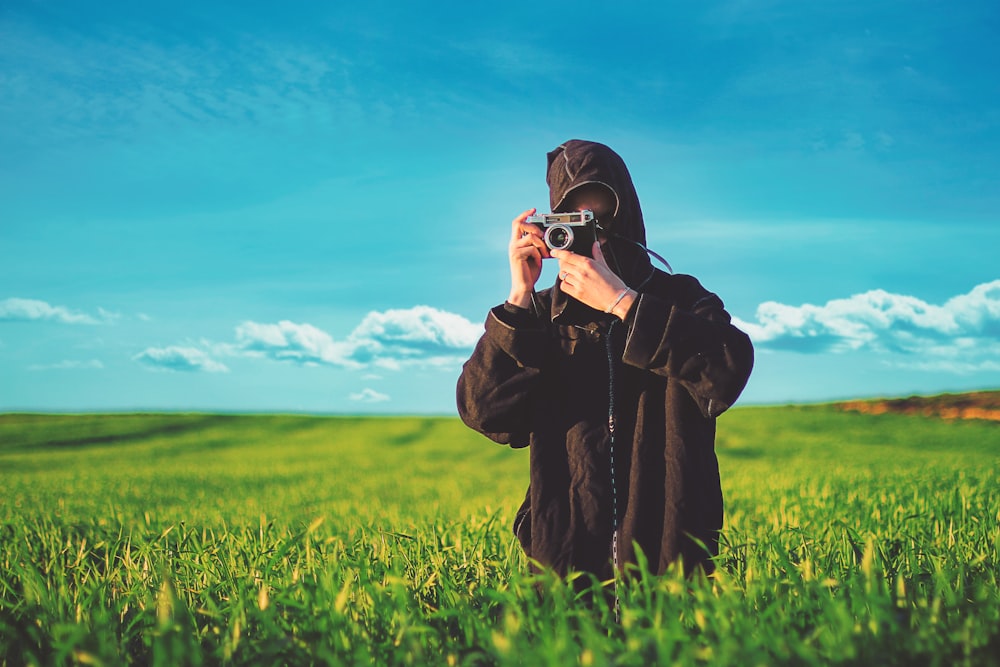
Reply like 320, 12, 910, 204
621, 291, 686, 373
486, 304, 547, 369
497, 301, 539, 327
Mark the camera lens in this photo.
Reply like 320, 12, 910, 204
545, 225, 574, 250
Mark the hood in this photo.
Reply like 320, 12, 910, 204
545, 140, 656, 323
547, 140, 644, 244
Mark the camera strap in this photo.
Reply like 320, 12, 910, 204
598, 226, 673, 274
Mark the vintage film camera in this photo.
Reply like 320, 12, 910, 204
526, 210, 597, 257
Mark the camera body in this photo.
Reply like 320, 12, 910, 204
526, 210, 597, 256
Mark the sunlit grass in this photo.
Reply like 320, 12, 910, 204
1, 407, 998, 665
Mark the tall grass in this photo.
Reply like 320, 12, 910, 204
1, 407, 998, 665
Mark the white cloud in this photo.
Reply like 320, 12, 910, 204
28, 359, 104, 371
0, 297, 107, 325
235, 320, 360, 368
97, 307, 122, 324
133, 346, 229, 373
349, 388, 390, 403
735, 280, 1000, 371
234, 306, 482, 370
346, 305, 483, 365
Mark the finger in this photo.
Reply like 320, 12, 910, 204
551, 248, 580, 266
562, 273, 582, 298
511, 208, 538, 240
553, 250, 590, 273
512, 232, 551, 263
511, 240, 539, 258
522, 232, 550, 258
512, 231, 543, 247
513, 236, 543, 258
519, 224, 545, 242
510, 225, 544, 248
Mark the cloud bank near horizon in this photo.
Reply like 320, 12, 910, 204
13, 282, 999, 382
135, 305, 483, 374
735, 279, 1000, 371
133, 346, 230, 373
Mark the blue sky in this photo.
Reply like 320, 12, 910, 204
2, 0, 998, 414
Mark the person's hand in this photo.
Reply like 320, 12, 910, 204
553, 242, 637, 320
508, 208, 549, 308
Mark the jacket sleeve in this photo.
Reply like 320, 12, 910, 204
456, 303, 548, 447
621, 281, 754, 419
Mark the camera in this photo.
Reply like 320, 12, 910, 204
526, 210, 597, 256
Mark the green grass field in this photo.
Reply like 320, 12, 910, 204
1, 406, 998, 665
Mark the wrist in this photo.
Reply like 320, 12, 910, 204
507, 288, 534, 309
609, 289, 637, 321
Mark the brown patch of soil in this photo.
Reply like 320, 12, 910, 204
836, 391, 1000, 422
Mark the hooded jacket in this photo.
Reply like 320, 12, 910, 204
457, 140, 754, 579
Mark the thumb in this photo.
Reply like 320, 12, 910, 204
592, 241, 608, 266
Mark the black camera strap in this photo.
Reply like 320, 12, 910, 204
597, 225, 674, 274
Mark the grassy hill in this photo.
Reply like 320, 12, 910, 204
835, 389, 1000, 421
1, 401, 998, 665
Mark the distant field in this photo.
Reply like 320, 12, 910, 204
1, 402, 998, 665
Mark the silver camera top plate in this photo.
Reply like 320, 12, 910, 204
525, 210, 594, 226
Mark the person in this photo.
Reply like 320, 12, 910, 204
456, 140, 754, 584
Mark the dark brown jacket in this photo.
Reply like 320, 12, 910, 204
456, 140, 753, 578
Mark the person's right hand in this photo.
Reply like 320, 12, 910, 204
508, 208, 548, 308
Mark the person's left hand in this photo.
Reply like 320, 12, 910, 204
552, 242, 633, 317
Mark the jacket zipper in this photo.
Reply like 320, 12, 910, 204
605, 319, 621, 621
